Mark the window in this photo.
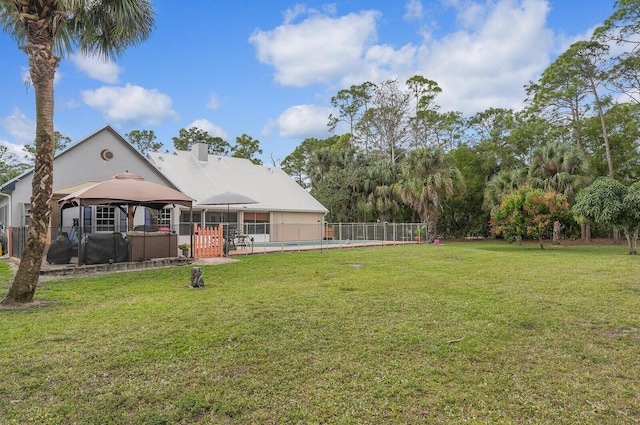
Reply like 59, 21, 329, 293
21, 203, 31, 226
244, 212, 269, 235
204, 211, 220, 227
180, 211, 200, 235
96, 206, 116, 232
204, 211, 237, 226
158, 208, 171, 227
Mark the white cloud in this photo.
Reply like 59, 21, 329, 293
554, 24, 603, 55
0, 108, 33, 163
0, 108, 35, 145
0, 139, 29, 164
250, 0, 565, 116
188, 119, 229, 140
249, 10, 381, 87
450, 0, 487, 29
71, 53, 122, 84
283, 3, 312, 24
81, 84, 178, 125
206, 94, 221, 110
421, 0, 555, 114
404, 0, 424, 21
261, 120, 277, 138
362, 43, 418, 83
274, 104, 333, 138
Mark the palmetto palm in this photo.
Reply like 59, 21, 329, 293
483, 168, 528, 210
528, 142, 589, 196
397, 147, 464, 243
0, 0, 154, 304
364, 160, 401, 222
528, 142, 590, 244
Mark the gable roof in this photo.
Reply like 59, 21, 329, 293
1, 124, 177, 192
147, 149, 328, 213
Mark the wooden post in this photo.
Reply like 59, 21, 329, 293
190, 267, 204, 288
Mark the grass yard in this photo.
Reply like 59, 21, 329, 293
1, 241, 639, 424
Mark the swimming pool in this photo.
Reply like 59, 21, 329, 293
251, 239, 387, 248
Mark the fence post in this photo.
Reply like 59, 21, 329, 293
8, 225, 12, 257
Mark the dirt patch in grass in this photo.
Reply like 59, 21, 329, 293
603, 327, 640, 341
0, 299, 52, 311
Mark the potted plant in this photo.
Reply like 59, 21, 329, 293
178, 243, 190, 256
415, 226, 426, 242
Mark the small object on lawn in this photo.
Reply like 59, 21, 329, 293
190, 267, 205, 288
434, 239, 440, 246
447, 336, 465, 344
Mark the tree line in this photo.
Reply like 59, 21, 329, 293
126, 128, 264, 165
280, 0, 640, 252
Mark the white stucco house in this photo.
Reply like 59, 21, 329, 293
0, 124, 328, 256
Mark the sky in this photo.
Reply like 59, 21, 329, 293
0, 0, 618, 166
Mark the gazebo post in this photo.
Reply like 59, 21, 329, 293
77, 204, 83, 266
189, 207, 193, 258
127, 205, 135, 231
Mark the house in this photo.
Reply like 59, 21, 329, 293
0, 124, 328, 256
146, 144, 328, 243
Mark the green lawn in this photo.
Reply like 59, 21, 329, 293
1, 242, 639, 424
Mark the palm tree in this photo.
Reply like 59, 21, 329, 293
364, 160, 401, 222
397, 148, 464, 243
483, 168, 528, 211
528, 142, 589, 194
528, 142, 590, 244
0, 0, 154, 305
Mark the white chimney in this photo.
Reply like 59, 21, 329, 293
191, 143, 209, 162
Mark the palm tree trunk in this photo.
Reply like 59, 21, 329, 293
426, 213, 438, 243
425, 197, 439, 244
2, 22, 57, 305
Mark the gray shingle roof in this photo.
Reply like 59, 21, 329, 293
147, 149, 327, 213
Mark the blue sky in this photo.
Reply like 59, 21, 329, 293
0, 0, 617, 165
